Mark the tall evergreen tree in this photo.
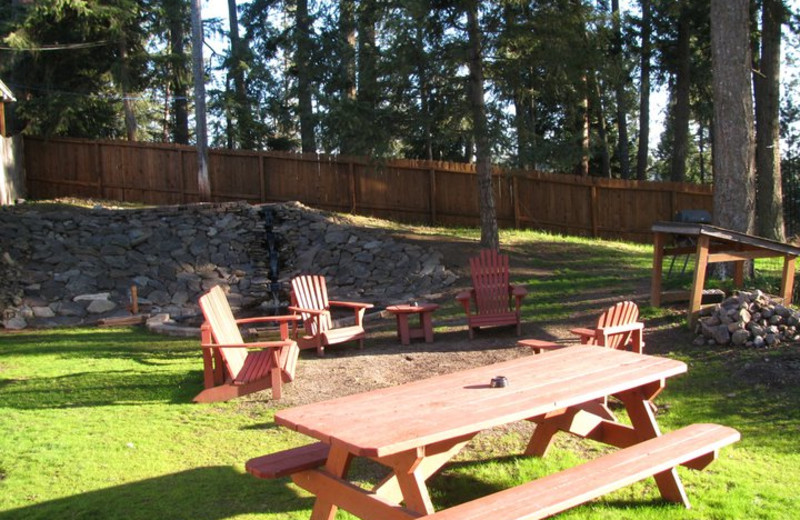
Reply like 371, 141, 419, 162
636, 0, 652, 180
754, 0, 786, 240
710, 0, 755, 235
465, 1, 499, 249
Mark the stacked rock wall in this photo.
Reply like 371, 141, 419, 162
0, 201, 456, 330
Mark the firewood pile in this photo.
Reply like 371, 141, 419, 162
694, 290, 800, 347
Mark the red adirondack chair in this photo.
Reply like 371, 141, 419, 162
289, 274, 374, 356
456, 249, 528, 339
570, 300, 645, 353
194, 286, 301, 403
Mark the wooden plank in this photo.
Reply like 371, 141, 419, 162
245, 442, 330, 479
420, 424, 739, 520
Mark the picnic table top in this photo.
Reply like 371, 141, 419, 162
275, 346, 687, 458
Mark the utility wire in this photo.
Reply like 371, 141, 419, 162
0, 41, 111, 52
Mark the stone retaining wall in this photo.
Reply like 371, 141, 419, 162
0, 201, 457, 330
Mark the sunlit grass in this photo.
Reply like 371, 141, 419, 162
2, 220, 799, 519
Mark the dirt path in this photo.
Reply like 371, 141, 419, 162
254, 227, 693, 408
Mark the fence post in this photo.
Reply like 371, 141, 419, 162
590, 184, 599, 238
512, 173, 520, 229
259, 153, 266, 202
179, 150, 186, 204
94, 142, 104, 199
349, 159, 357, 213
429, 167, 437, 225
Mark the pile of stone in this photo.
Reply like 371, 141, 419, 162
694, 290, 800, 347
0, 200, 457, 331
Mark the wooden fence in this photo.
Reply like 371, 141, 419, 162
23, 136, 713, 243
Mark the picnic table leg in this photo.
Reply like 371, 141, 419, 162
524, 409, 570, 457
524, 400, 616, 457
373, 435, 473, 507
617, 385, 690, 507
309, 445, 353, 520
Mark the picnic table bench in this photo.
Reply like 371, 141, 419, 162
247, 347, 739, 519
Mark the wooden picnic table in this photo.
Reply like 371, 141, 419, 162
267, 346, 736, 519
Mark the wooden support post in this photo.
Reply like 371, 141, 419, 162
688, 235, 710, 329
781, 256, 796, 304
651, 231, 666, 307
733, 261, 745, 289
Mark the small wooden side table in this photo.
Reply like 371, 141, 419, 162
386, 303, 439, 345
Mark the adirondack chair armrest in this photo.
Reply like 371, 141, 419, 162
455, 290, 475, 314
599, 321, 645, 352
328, 301, 374, 310
329, 301, 373, 324
598, 322, 644, 336
287, 305, 327, 316
201, 340, 294, 350
455, 290, 473, 302
569, 327, 596, 343
510, 285, 528, 298
236, 315, 302, 325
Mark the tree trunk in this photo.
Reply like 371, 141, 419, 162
612, 0, 630, 179
754, 0, 786, 241
296, 0, 316, 153
591, 72, 611, 178
117, 34, 137, 141
415, 24, 433, 161
167, 0, 189, 145
227, 0, 254, 149
670, 3, 691, 183
190, 0, 210, 198
575, 76, 590, 177
357, 0, 378, 155
339, 0, 356, 154
635, 0, 651, 181
710, 0, 755, 236
466, 2, 499, 250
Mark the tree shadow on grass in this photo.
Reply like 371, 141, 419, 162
0, 466, 313, 520
0, 369, 203, 409
0, 328, 208, 409
426, 455, 672, 515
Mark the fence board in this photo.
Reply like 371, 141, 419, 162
23, 136, 715, 243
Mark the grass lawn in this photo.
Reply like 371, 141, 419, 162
2, 227, 799, 519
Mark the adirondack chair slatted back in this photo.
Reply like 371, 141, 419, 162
471, 249, 511, 315
594, 301, 639, 349
291, 275, 333, 336
199, 286, 247, 380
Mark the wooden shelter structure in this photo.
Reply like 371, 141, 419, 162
651, 221, 800, 327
